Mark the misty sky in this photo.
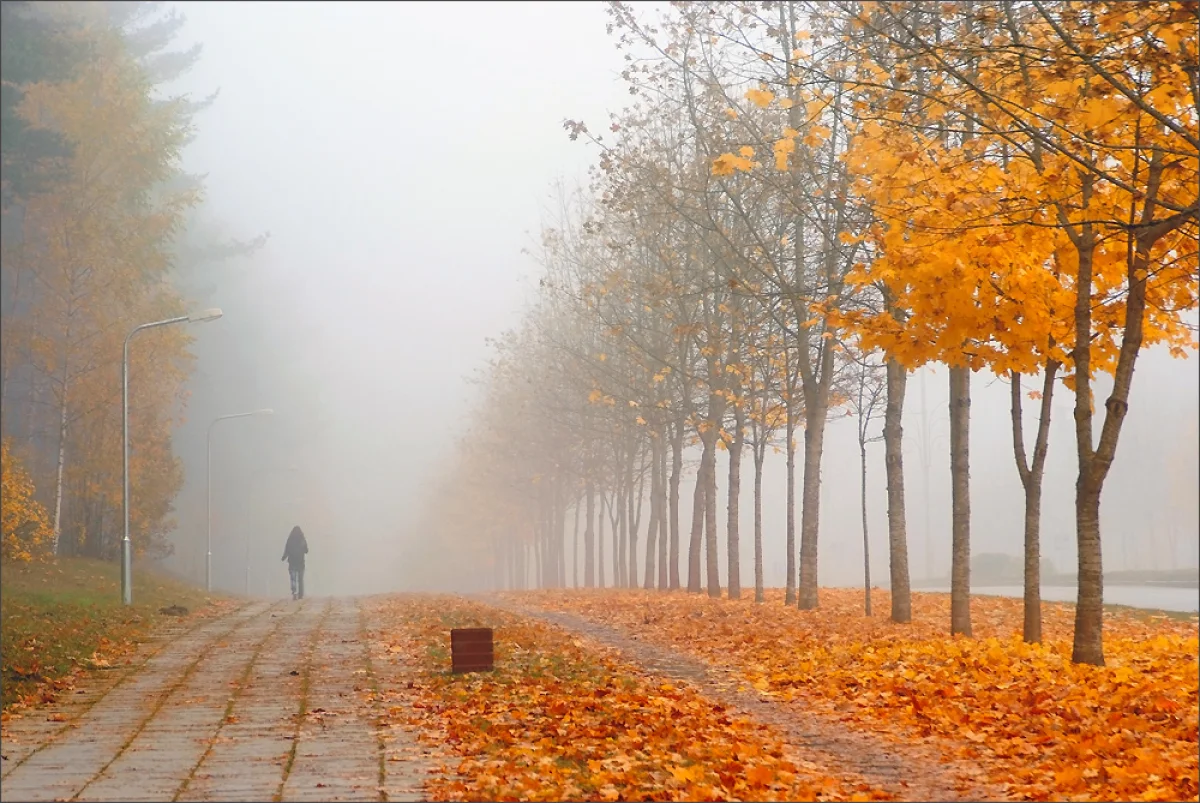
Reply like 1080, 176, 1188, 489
166, 1, 632, 594
160, 1, 1199, 598
173, 0, 625, 443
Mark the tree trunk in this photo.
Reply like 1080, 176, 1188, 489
537, 513, 547, 588
538, 495, 547, 589
598, 489, 606, 588
726, 409, 744, 599
573, 498, 581, 588
1022, 478, 1044, 640
1069, 203, 1160, 666
1011, 364, 1058, 643
514, 541, 523, 590
1073, 477, 1104, 664
614, 483, 626, 587
513, 533, 521, 592
85, 487, 104, 557
754, 440, 766, 603
557, 487, 567, 588
797, 402, 828, 610
1071, 224, 1104, 665
644, 439, 660, 589
552, 489, 562, 588
584, 481, 595, 587
616, 487, 625, 587
687, 437, 709, 593
949, 365, 972, 637
704, 431, 720, 599
507, 539, 515, 590
860, 440, 872, 617
784, 389, 797, 605
51, 375, 69, 556
492, 532, 501, 588
545, 491, 555, 588
669, 419, 684, 589
885, 358, 911, 623
658, 435, 669, 589
629, 448, 643, 589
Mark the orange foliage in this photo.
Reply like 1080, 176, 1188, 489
368, 595, 889, 802
511, 589, 1200, 802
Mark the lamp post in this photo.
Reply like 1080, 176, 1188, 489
206, 408, 274, 593
123, 309, 223, 606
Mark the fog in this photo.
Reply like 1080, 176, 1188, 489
158, 1, 1200, 598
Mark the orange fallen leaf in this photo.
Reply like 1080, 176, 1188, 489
746, 764, 775, 786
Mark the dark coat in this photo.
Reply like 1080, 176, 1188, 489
282, 526, 308, 569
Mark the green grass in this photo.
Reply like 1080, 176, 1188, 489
1, 556, 232, 710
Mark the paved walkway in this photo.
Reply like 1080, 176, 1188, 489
1, 598, 430, 803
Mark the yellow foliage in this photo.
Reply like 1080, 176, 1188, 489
745, 87, 775, 108
831, 1, 1198, 380
2, 15, 197, 559
1, 441, 53, 562
773, 136, 796, 171
712, 152, 757, 177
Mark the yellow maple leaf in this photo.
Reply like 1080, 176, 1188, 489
712, 153, 738, 176
745, 87, 775, 108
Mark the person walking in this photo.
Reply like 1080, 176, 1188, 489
281, 525, 308, 600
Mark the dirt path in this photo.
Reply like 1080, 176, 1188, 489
1, 598, 432, 803
482, 594, 1008, 803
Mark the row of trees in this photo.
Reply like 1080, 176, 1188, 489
423, 0, 1197, 666
0, 3, 255, 564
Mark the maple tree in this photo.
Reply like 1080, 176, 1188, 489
562, 1, 871, 611
422, 0, 1194, 677
834, 0, 1198, 661
846, 351, 886, 616
694, 0, 1198, 658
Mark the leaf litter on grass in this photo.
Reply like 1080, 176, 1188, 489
504, 588, 1199, 803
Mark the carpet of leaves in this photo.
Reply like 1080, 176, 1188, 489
503, 588, 1199, 803
366, 595, 888, 802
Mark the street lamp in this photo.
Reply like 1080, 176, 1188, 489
123, 309, 223, 606
206, 408, 274, 593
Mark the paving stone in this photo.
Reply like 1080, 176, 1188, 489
3, 596, 436, 802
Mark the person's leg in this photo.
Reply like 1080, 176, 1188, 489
298, 567, 304, 600
289, 567, 299, 599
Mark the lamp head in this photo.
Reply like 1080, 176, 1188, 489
188, 308, 224, 323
